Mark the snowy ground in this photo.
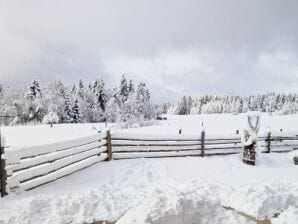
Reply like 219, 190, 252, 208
1, 152, 297, 224
1, 113, 298, 224
3, 113, 298, 147
121, 113, 298, 136
1, 123, 113, 147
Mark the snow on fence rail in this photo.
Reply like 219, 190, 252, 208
1, 129, 298, 197
0, 131, 107, 196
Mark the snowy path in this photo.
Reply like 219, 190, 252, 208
1, 152, 297, 224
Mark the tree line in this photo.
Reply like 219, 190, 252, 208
165, 93, 298, 115
0, 75, 155, 125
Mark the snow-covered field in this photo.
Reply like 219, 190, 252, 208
121, 113, 298, 136
2, 123, 113, 147
1, 113, 298, 224
3, 113, 298, 147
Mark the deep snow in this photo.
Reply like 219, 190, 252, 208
0, 152, 297, 224
1, 113, 298, 224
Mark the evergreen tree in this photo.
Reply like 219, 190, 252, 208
177, 96, 188, 115
93, 79, 108, 112
26, 80, 44, 122
118, 75, 129, 103
77, 79, 85, 99
27, 80, 42, 100
187, 96, 193, 114
71, 99, 80, 123
128, 79, 135, 93
63, 92, 72, 123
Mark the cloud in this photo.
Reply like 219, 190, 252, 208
101, 49, 215, 97
0, 0, 298, 102
101, 48, 298, 102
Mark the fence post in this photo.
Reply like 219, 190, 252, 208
0, 130, 8, 197
201, 130, 205, 157
106, 130, 112, 161
266, 132, 271, 153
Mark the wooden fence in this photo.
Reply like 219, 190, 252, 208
0, 131, 107, 196
106, 131, 298, 160
1, 129, 298, 197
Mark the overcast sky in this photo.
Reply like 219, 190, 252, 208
1, 0, 298, 102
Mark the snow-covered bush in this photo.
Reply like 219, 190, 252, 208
42, 110, 59, 126
201, 100, 223, 114
167, 105, 179, 115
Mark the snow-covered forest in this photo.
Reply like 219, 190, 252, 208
0, 75, 155, 125
166, 93, 298, 115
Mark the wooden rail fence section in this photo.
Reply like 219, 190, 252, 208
1, 130, 298, 197
0, 131, 108, 196
106, 131, 298, 160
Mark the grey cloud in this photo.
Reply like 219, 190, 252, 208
0, 0, 298, 102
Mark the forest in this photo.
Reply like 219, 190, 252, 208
0, 75, 155, 126
1, 76, 298, 127
165, 93, 298, 115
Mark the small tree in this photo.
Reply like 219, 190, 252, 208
43, 109, 59, 127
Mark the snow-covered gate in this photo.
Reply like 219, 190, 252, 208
0, 131, 107, 196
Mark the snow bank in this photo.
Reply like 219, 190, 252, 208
272, 206, 298, 224
1, 152, 297, 224
220, 179, 298, 219
117, 188, 253, 224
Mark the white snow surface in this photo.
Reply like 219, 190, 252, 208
3, 113, 298, 147
2, 123, 113, 147
1, 152, 297, 224
119, 113, 298, 136
1, 113, 298, 223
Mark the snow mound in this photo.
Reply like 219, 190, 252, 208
1, 155, 297, 224
220, 179, 298, 219
272, 206, 298, 224
117, 190, 253, 224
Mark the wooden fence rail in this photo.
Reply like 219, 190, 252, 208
1, 129, 298, 197
103, 130, 298, 160
1, 131, 108, 196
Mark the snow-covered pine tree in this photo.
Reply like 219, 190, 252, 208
118, 75, 129, 103
105, 95, 120, 122
187, 96, 193, 114
41, 80, 67, 123
27, 80, 42, 100
71, 99, 80, 123
26, 80, 44, 123
136, 82, 152, 118
93, 79, 108, 112
63, 92, 72, 123
128, 79, 135, 93
177, 96, 188, 115
77, 79, 85, 99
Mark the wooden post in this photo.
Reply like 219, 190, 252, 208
0, 129, 8, 197
266, 132, 271, 153
201, 130, 205, 157
107, 130, 112, 161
